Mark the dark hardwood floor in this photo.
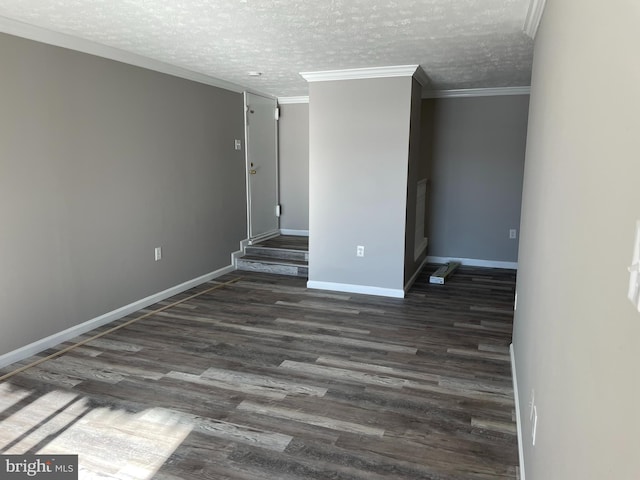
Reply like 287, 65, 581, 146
255, 235, 309, 251
0, 266, 519, 479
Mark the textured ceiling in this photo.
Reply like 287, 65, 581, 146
0, 0, 534, 97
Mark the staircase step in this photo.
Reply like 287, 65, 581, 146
245, 246, 308, 262
237, 236, 309, 278
237, 256, 308, 277
239, 255, 307, 266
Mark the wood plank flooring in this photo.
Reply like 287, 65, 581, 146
0, 266, 519, 479
255, 235, 309, 251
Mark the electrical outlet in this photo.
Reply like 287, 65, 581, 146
154, 247, 162, 261
356, 245, 365, 257
234, 139, 242, 150
509, 229, 517, 239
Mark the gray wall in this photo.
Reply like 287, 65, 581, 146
278, 92, 527, 272
308, 77, 413, 292
426, 95, 529, 263
0, 33, 247, 357
278, 103, 309, 231
513, 0, 640, 478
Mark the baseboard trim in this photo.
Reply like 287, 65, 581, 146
511, 343, 526, 480
280, 229, 309, 236
232, 249, 243, 267
249, 230, 280, 245
0, 263, 235, 369
404, 255, 430, 293
427, 256, 518, 270
232, 238, 251, 267
307, 280, 404, 299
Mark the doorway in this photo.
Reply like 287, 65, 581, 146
244, 92, 279, 243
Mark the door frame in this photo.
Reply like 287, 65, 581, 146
243, 91, 280, 244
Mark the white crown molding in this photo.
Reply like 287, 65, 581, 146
0, 15, 255, 95
300, 65, 421, 83
278, 96, 309, 104
523, 0, 547, 39
422, 86, 531, 99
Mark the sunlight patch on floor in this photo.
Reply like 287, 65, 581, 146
0, 382, 36, 414
0, 384, 192, 479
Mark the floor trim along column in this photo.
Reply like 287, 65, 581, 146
511, 343, 526, 480
307, 280, 405, 298
427, 256, 518, 270
280, 229, 309, 236
404, 255, 430, 293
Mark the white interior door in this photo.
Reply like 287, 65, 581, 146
244, 92, 279, 242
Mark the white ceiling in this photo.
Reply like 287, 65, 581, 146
0, 0, 534, 97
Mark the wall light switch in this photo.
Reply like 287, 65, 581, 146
154, 247, 162, 262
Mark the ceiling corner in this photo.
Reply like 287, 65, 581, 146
413, 66, 430, 88
523, 0, 547, 39
277, 96, 309, 105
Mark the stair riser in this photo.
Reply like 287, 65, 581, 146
237, 260, 307, 277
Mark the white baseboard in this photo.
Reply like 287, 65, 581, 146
232, 238, 250, 267
427, 256, 518, 270
404, 255, 430, 293
511, 343, 526, 480
307, 280, 404, 298
280, 229, 309, 236
249, 230, 280, 245
0, 263, 235, 369
232, 249, 243, 267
